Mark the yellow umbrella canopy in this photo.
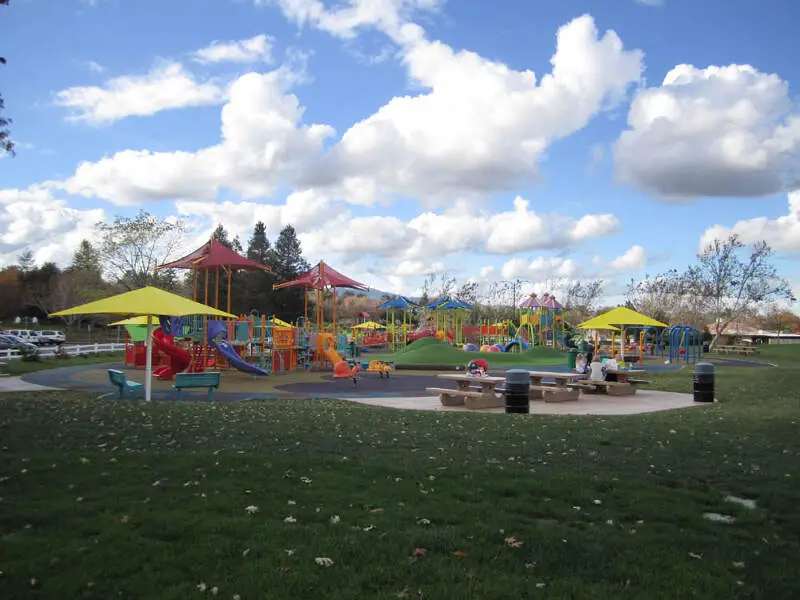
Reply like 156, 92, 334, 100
50, 287, 237, 402
581, 306, 667, 328
268, 317, 294, 328
576, 316, 621, 331
108, 316, 159, 327
353, 321, 384, 330
50, 286, 237, 319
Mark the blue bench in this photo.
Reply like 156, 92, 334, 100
107, 369, 143, 399
172, 372, 221, 401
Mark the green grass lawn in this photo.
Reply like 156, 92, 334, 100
0, 352, 125, 376
369, 337, 564, 366
1, 347, 799, 598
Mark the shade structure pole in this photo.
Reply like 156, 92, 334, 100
227, 268, 232, 315
215, 267, 220, 309
145, 315, 153, 402
332, 288, 337, 339
192, 266, 198, 302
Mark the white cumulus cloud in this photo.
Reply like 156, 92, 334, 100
54, 61, 225, 124
302, 14, 644, 205
193, 34, 274, 64
615, 64, 800, 199
699, 190, 800, 252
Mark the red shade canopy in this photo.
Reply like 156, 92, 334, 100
273, 260, 368, 291
156, 238, 270, 272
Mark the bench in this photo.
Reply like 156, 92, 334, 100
572, 380, 637, 396
107, 369, 143, 399
425, 387, 504, 409
172, 372, 221, 401
627, 378, 651, 385
528, 384, 580, 403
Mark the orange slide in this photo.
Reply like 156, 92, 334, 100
319, 334, 359, 380
152, 328, 191, 381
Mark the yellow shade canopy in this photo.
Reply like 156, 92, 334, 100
268, 317, 294, 328
108, 316, 160, 327
353, 321, 384, 329
576, 318, 621, 331
50, 286, 238, 319
579, 306, 668, 329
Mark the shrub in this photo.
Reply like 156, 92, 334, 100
19, 345, 41, 362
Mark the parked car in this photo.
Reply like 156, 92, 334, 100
37, 330, 66, 345
2, 329, 43, 345
0, 334, 39, 353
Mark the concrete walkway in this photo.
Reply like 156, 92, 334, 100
344, 389, 704, 415
0, 376, 62, 393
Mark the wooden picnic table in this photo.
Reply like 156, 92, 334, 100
427, 374, 506, 409
715, 345, 758, 356
526, 371, 584, 403
605, 369, 647, 384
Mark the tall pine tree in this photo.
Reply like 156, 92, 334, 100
272, 225, 310, 321
243, 221, 275, 315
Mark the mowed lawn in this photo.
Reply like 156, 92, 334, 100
1, 348, 799, 599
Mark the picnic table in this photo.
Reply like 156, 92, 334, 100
604, 368, 647, 384
427, 374, 506, 409
526, 370, 584, 403
715, 345, 758, 356
572, 367, 647, 396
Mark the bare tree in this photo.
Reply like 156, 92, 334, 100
625, 270, 687, 325
561, 279, 604, 323
96, 211, 186, 290
435, 270, 456, 299
686, 235, 794, 348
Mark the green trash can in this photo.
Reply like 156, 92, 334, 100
567, 348, 579, 370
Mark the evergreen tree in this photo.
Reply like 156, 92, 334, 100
272, 225, 310, 321
17, 250, 34, 274
71, 240, 101, 277
243, 222, 275, 314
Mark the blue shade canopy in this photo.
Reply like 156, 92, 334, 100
378, 295, 420, 310
426, 296, 472, 310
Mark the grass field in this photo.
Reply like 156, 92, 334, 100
0, 347, 799, 599
369, 337, 564, 366
0, 352, 125, 376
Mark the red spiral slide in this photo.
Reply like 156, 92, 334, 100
151, 328, 191, 381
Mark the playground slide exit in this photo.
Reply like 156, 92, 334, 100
319, 333, 344, 366
152, 328, 191, 380
211, 339, 270, 376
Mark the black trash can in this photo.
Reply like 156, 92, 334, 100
505, 369, 530, 414
693, 362, 715, 403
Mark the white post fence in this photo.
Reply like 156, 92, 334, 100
0, 343, 126, 361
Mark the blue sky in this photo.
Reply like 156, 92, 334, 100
1, 0, 799, 302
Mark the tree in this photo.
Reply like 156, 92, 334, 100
64, 240, 107, 315
760, 303, 800, 335
17, 249, 34, 274
96, 211, 186, 290
243, 221, 275, 314
271, 225, 310, 320
0, 0, 12, 157
0, 266, 22, 320
686, 235, 794, 348
625, 270, 687, 325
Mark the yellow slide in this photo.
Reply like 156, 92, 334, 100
318, 333, 343, 366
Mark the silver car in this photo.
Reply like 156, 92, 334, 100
0, 334, 39, 353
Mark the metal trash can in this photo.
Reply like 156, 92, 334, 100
693, 362, 715, 403
504, 369, 530, 414
567, 348, 579, 370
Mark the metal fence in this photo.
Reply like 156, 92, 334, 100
0, 343, 126, 361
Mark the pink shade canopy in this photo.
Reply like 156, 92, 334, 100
156, 238, 270, 272
273, 260, 369, 291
